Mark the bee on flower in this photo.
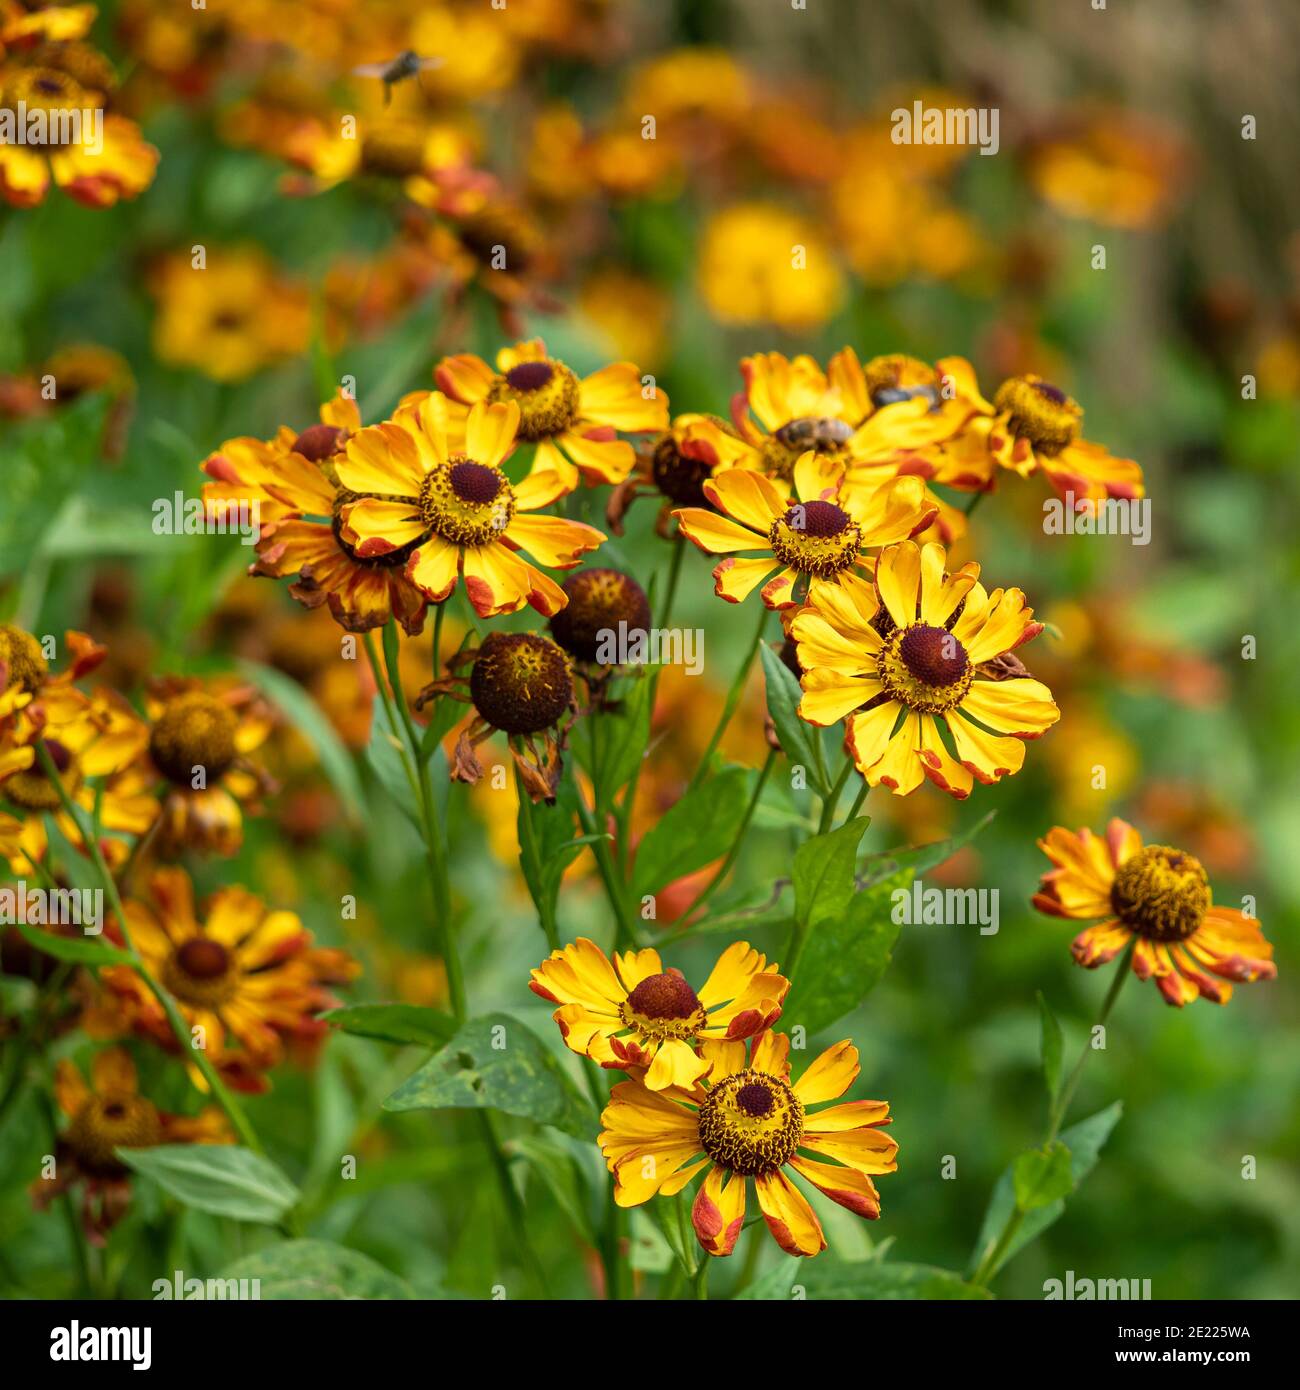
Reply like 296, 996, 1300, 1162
599, 1029, 897, 1258
1033, 818, 1276, 1007
790, 539, 1060, 797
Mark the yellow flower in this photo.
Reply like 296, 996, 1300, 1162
792, 540, 1059, 797
1033, 819, 1277, 1007
142, 675, 274, 856
689, 348, 990, 543
577, 268, 671, 375
0, 44, 158, 208
435, 338, 668, 490
697, 204, 842, 330
531, 939, 789, 1091
202, 393, 433, 635
150, 247, 310, 383
941, 373, 1144, 504
337, 394, 606, 618
674, 458, 934, 609
0, 636, 155, 870
599, 1030, 897, 1258
1026, 110, 1186, 229
35, 1046, 232, 1242
101, 867, 360, 1087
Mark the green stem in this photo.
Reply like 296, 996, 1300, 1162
658, 534, 686, 630
1046, 940, 1135, 1143
34, 743, 262, 1153
688, 600, 768, 792
476, 1109, 551, 1298
576, 791, 639, 950
817, 756, 855, 835
379, 623, 465, 1022
692, 1252, 711, 1299
679, 747, 777, 924
972, 943, 1135, 1288
840, 779, 870, 826
514, 761, 559, 950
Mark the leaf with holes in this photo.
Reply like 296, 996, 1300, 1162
382, 1013, 595, 1139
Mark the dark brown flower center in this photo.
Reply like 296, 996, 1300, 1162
505, 361, 554, 392
736, 1081, 774, 1118
697, 1071, 804, 1175
1034, 380, 1068, 405
176, 937, 231, 981
625, 971, 701, 1021
899, 623, 969, 686
469, 632, 573, 736
786, 499, 850, 538
449, 460, 503, 505
549, 568, 652, 665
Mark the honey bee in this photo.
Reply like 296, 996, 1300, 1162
774, 416, 855, 452
352, 51, 445, 105
871, 384, 940, 410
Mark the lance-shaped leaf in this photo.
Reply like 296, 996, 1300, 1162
759, 643, 829, 794
322, 1003, 456, 1048
220, 1239, 413, 1299
383, 1013, 595, 1139
631, 763, 754, 900
118, 1144, 300, 1225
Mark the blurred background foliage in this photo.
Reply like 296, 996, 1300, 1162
1, 0, 1297, 1299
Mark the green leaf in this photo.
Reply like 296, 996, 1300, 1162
759, 644, 828, 793
968, 1102, 1124, 1280
587, 669, 655, 799
117, 1145, 300, 1225
648, 1192, 698, 1278
1013, 1140, 1073, 1211
737, 1257, 990, 1301
859, 810, 996, 886
792, 817, 871, 928
322, 1003, 456, 1047
237, 659, 364, 822
631, 763, 754, 900
219, 1239, 412, 1299
16, 923, 134, 968
784, 868, 909, 1036
382, 1013, 595, 1139
508, 1133, 596, 1245
517, 768, 583, 930
1037, 992, 1064, 1103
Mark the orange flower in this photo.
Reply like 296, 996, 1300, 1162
34, 1047, 232, 1242
436, 338, 668, 489
337, 395, 605, 618
1034, 819, 1276, 1007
